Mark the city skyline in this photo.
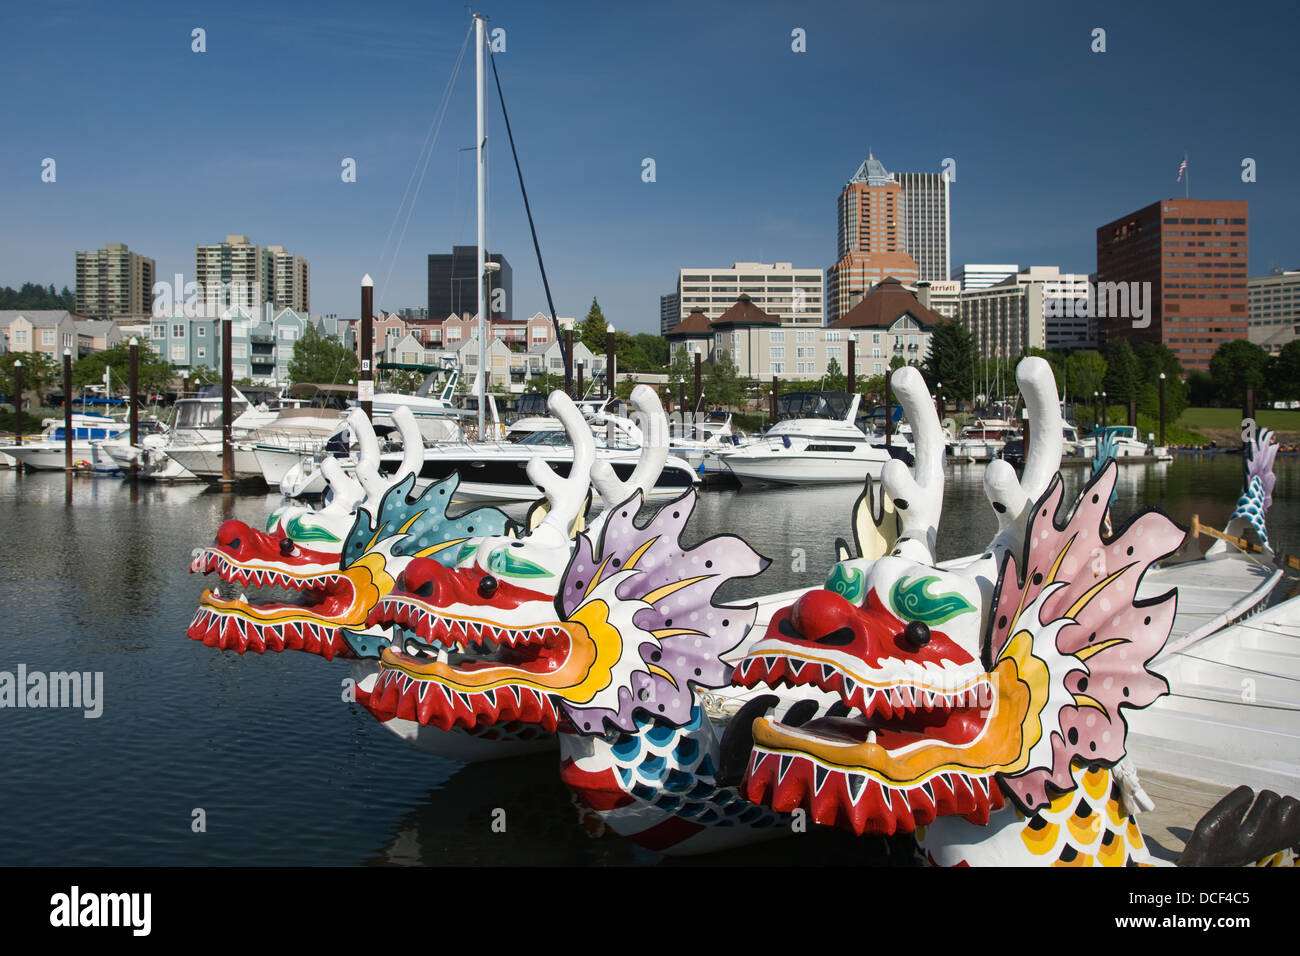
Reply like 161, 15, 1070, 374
3, 1, 1297, 334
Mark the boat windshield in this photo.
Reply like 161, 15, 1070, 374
777, 391, 854, 420
173, 400, 249, 430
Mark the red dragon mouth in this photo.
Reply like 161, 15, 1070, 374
186, 519, 355, 659
730, 592, 1004, 835
362, 558, 573, 733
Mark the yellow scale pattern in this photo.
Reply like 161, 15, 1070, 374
1017, 763, 1149, 867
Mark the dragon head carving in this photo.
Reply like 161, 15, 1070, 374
187, 406, 512, 660
731, 360, 1184, 836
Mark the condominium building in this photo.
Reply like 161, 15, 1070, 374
667, 263, 824, 334
1247, 270, 1300, 355
953, 264, 1019, 291
956, 266, 1095, 357
1095, 198, 1248, 372
267, 246, 310, 313
75, 243, 156, 319
895, 171, 950, 283
826, 154, 920, 324
147, 306, 325, 383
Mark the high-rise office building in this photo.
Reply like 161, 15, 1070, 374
75, 242, 155, 319
659, 293, 681, 335
895, 171, 950, 283
427, 246, 512, 320
826, 153, 920, 324
1095, 199, 1248, 372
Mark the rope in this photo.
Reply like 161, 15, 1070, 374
489, 48, 568, 392
375, 22, 474, 312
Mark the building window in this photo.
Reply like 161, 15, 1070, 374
232, 344, 247, 358
196, 327, 206, 338
152, 324, 166, 339
172, 324, 185, 338
171, 345, 186, 361
769, 330, 784, 343
280, 327, 297, 341
41, 329, 55, 346
772, 362, 785, 374
197, 347, 206, 359
770, 347, 785, 359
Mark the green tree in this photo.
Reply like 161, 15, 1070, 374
1208, 339, 1271, 405
922, 321, 976, 402
614, 375, 639, 400
1, 351, 60, 408
1267, 340, 1300, 403
667, 346, 696, 388
0, 282, 76, 311
288, 325, 359, 385
525, 372, 567, 394
612, 331, 649, 372
1103, 339, 1140, 404
705, 349, 747, 409
1186, 370, 1215, 406
73, 342, 173, 395
1065, 350, 1107, 402
821, 357, 846, 392
578, 298, 608, 353
633, 333, 669, 369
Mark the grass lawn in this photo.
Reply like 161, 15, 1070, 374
1178, 407, 1300, 434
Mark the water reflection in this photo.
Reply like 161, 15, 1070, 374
0, 453, 1293, 865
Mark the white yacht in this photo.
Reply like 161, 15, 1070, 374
0, 413, 129, 471
719, 391, 892, 486
146, 389, 281, 483
375, 425, 699, 503
1093, 424, 1151, 457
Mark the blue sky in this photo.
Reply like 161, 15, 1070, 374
2, 0, 1297, 333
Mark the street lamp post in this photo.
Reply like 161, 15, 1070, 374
1158, 372, 1167, 447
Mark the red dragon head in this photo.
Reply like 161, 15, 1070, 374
731, 361, 1183, 836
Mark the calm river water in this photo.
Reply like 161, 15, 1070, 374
0, 454, 1295, 865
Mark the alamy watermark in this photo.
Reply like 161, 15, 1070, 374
0, 665, 103, 718
152, 274, 265, 319
1043, 280, 1152, 328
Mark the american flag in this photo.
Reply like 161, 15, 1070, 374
1177, 158, 1188, 181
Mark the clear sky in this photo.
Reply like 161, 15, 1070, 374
2, 0, 1296, 333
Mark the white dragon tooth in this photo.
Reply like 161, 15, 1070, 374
867, 730, 878, 745
239, 592, 249, 604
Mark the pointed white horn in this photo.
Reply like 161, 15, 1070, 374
346, 408, 383, 500
878, 367, 945, 560
320, 456, 365, 515
525, 391, 595, 534
1016, 357, 1063, 505
590, 384, 668, 511
391, 406, 425, 482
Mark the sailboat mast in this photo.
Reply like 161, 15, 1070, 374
475, 12, 488, 439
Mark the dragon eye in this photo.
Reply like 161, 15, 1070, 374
478, 575, 499, 598
902, 620, 931, 648
279, 537, 294, 556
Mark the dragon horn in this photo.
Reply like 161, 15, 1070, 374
589, 384, 667, 518
320, 456, 365, 514
879, 366, 945, 561
981, 357, 1063, 557
344, 407, 385, 502
526, 390, 596, 536
390, 406, 425, 487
